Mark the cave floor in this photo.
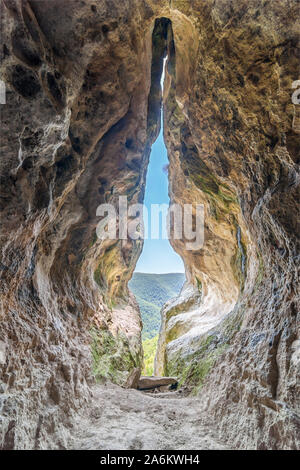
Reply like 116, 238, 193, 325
67, 383, 229, 450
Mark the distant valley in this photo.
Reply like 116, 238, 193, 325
129, 272, 185, 374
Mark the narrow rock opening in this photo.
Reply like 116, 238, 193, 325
129, 18, 185, 381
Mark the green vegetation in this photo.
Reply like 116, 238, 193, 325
179, 344, 229, 396
222, 308, 243, 340
91, 272, 184, 383
94, 263, 102, 287
142, 335, 159, 375
90, 327, 141, 386
187, 154, 237, 212
196, 276, 202, 293
166, 306, 244, 393
129, 272, 185, 376
167, 333, 229, 394
129, 272, 185, 340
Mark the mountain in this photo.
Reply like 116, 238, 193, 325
129, 272, 185, 340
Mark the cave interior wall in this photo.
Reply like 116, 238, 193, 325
0, 0, 299, 450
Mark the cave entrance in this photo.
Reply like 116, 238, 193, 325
129, 18, 185, 376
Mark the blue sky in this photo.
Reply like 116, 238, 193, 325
134, 60, 185, 274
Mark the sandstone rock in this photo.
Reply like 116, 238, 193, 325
124, 367, 141, 389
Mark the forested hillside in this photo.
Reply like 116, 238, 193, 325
129, 273, 185, 340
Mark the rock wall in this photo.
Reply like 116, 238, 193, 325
155, 0, 300, 450
0, 0, 155, 448
0, 0, 299, 450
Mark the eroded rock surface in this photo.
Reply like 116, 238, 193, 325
154, 0, 300, 450
67, 382, 229, 450
0, 0, 299, 450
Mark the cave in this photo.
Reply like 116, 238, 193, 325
0, 0, 299, 451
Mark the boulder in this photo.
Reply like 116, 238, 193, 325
137, 376, 178, 390
124, 367, 141, 389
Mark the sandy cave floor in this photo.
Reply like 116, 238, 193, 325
67, 383, 230, 450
